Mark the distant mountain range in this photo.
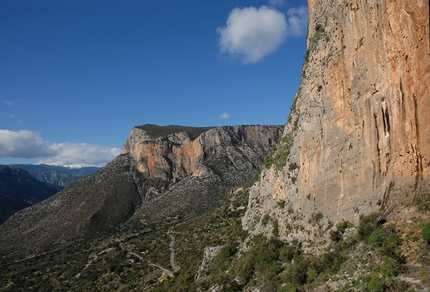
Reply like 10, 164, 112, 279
0, 164, 99, 224
8, 164, 99, 188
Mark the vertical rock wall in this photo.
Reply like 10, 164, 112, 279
243, 0, 430, 244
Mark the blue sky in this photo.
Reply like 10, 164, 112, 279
0, 0, 308, 166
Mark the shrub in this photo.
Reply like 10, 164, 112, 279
319, 250, 343, 274
215, 242, 237, 271
290, 255, 308, 285
380, 258, 401, 278
422, 222, 430, 243
273, 219, 279, 238
330, 230, 343, 242
368, 228, 386, 246
367, 276, 385, 292
358, 213, 380, 241
279, 245, 296, 262
336, 220, 352, 233
261, 214, 271, 226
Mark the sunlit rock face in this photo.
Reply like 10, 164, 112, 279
243, 0, 430, 245
122, 125, 283, 181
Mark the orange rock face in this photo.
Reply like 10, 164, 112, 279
243, 0, 429, 242
122, 125, 283, 181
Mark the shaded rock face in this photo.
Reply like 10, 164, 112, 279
243, 0, 429, 243
0, 125, 282, 255
0, 166, 59, 225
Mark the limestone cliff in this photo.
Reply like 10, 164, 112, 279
243, 0, 430, 245
122, 124, 282, 182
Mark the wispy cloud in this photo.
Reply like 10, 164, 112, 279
286, 6, 308, 37
0, 129, 120, 166
1, 100, 13, 106
268, 0, 285, 7
219, 112, 230, 120
217, 5, 308, 64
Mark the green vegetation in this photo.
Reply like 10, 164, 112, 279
414, 192, 430, 212
264, 135, 295, 170
423, 222, 430, 243
304, 23, 330, 65
136, 124, 215, 140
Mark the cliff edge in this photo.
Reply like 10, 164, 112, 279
243, 0, 430, 245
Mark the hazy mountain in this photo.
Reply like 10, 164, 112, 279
0, 166, 59, 224
9, 164, 99, 188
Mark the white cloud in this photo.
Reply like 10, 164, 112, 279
0, 129, 120, 166
217, 6, 288, 63
2, 100, 13, 106
217, 5, 308, 64
0, 130, 54, 159
39, 143, 121, 167
286, 6, 308, 37
219, 112, 231, 120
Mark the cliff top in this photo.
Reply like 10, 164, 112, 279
135, 124, 216, 140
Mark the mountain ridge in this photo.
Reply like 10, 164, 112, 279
0, 125, 282, 256
0, 166, 59, 225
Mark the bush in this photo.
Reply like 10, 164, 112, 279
358, 213, 380, 241
279, 245, 296, 262
368, 228, 385, 246
330, 230, 343, 242
290, 255, 309, 285
367, 276, 385, 292
380, 258, 401, 278
215, 242, 237, 271
422, 223, 430, 243
336, 220, 352, 233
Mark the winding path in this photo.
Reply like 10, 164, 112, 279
75, 233, 179, 278
169, 235, 179, 273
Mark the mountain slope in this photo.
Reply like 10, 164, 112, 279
0, 166, 59, 225
0, 125, 282, 256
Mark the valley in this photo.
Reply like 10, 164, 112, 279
0, 0, 429, 291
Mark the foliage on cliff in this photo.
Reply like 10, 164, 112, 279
135, 124, 215, 140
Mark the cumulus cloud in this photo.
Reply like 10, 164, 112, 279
0, 129, 120, 166
219, 112, 231, 120
38, 143, 121, 167
0, 130, 54, 159
217, 5, 308, 63
217, 6, 288, 63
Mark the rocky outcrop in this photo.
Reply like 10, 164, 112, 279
243, 0, 430, 245
122, 125, 282, 182
125, 125, 283, 223
196, 246, 223, 280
